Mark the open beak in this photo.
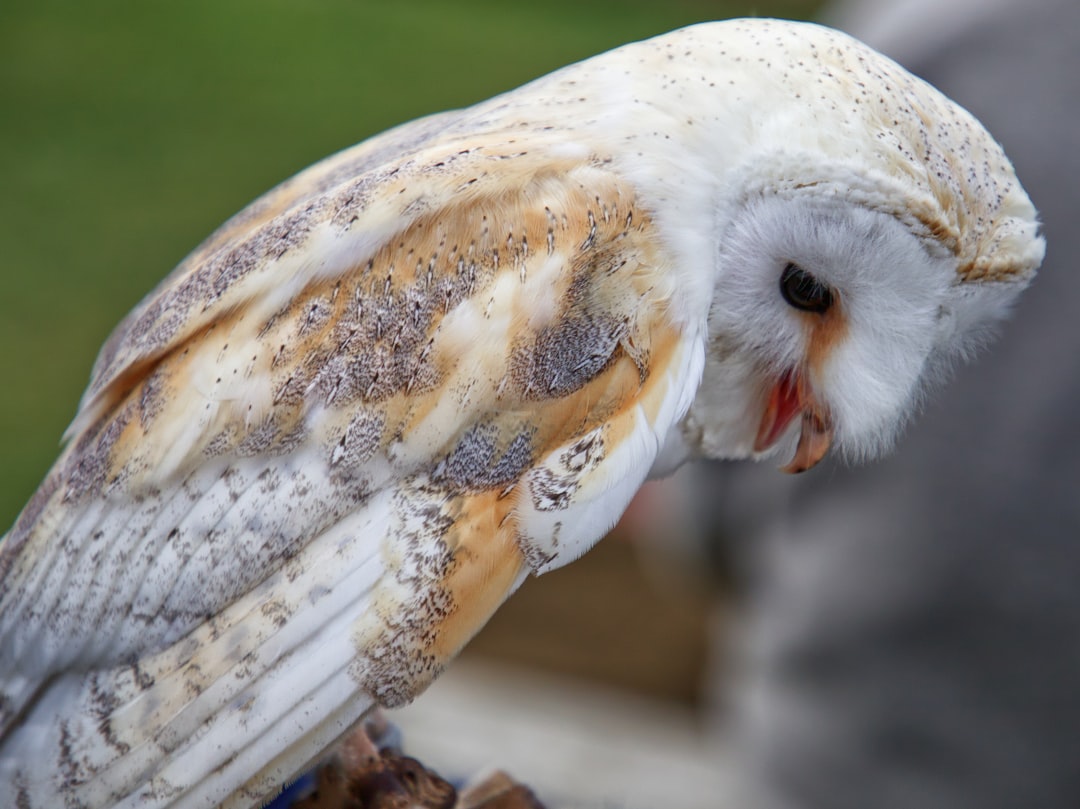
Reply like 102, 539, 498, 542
753, 369, 833, 473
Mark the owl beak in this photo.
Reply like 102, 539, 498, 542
754, 369, 833, 473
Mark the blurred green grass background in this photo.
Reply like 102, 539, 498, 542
0, 0, 819, 529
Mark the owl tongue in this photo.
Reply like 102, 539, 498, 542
753, 370, 833, 473
754, 370, 802, 451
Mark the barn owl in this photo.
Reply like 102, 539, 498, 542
0, 17, 1042, 809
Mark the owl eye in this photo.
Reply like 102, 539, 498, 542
780, 262, 833, 313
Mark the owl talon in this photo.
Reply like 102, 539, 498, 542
291, 734, 457, 808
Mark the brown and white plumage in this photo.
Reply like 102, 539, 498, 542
0, 18, 1041, 808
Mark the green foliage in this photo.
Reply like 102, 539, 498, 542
0, 0, 819, 528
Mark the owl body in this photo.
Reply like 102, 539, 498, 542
0, 18, 1041, 808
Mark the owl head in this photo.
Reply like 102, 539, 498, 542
646, 20, 1045, 471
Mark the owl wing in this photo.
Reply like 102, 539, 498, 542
0, 136, 703, 808
79, 106, 468, 420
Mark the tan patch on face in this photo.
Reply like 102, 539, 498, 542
803, 298, 849, 381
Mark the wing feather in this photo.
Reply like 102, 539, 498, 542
0, 139, 702, 807
81, 109, 466, 416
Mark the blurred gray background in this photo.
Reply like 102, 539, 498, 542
698, 0, 1080, 807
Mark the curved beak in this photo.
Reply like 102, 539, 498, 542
753, 369, 833, 473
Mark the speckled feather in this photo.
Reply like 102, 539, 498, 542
0, 18, 1041, 809
0, 140, 692, 807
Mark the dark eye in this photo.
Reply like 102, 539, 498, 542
780, 262, 833, 313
